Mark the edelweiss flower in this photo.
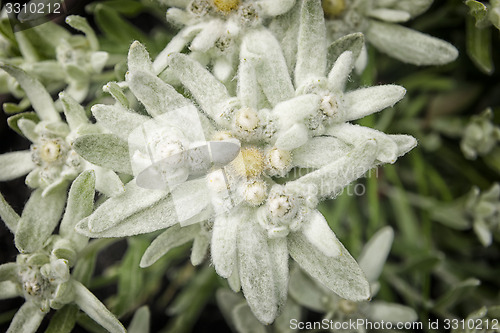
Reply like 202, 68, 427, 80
465, 183, 500, 247
154, 0, 295, 81
0, 172, 125, 333
460, 108, 500, 160
317, 0, 458, 66
244, 0, 413, 159
0, 65, 123, 253
77, 30, 415, 323
0, 16, 108, 108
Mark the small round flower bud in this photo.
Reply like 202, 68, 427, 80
266, 148, 292, 177
235, 107, 259, 132
213, 0, 240, 13
319, 95, 338, 118
338, 299, 358, 314
243, 180, 267, 206
322, 0, 345, 18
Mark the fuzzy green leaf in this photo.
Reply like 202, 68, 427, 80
60, 171, 95, 250
0, 192, 20, 233
288, 232, 370, 302
0, 151, 35, 182
45, 304, 79, 333
73, 280, 126, 333
7, 302, 45, 333
327, 33, 365, 73
0, 64, 59, 122
15, 185, 67, 253
140, 224, 199, 267
466, 16, 494, 75
366, 20, 458, 66
73, 134, 132, 175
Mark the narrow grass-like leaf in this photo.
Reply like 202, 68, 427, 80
128, 306, 150, 333
73, 281, 125, 333
45, 304, 79, 333
466, 16, 494, 74
0, 192, 20, 233
358, 227, 394, 283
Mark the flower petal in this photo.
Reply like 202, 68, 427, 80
289, 266, 326, 312
288, 231, 370, 301
292, 136, 350, 168
327, 50, 354, 92
128, 40, 153, 72
127, 70, 191, 117
268, 237, 289, 313
301, 210, 341, 257
94, 166, 125, 197
237, 210, 278, 324
0, 151, 35, 182
166, 53, 230, 120
60, 92, 89, 131
86, 181, 168, 233
367, 301, 418, 323
92, 104, 149, 141
211, 214, 239, 278
295, 0, 327, 88
366, 20, 458, 65
368, 9, 411, 22
290, 140, 377, 199
327, 33, 364, 75
344, 85, 406, 121
241, 29, 294, 106
191, 232, 210, 266
326, 123, 403, 164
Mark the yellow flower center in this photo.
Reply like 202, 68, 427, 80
231, 147, 264, 178
338, 299, 358, 314
213, 0, 240, 13
40, 141, 62, 163
322, 0, 345, 18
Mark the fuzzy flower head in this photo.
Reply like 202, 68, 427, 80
15, 253, 72, 312
465, 183, 500, 247
77, 3, 416, 323
154, 0, 295, 81
460, 108, 500, 160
